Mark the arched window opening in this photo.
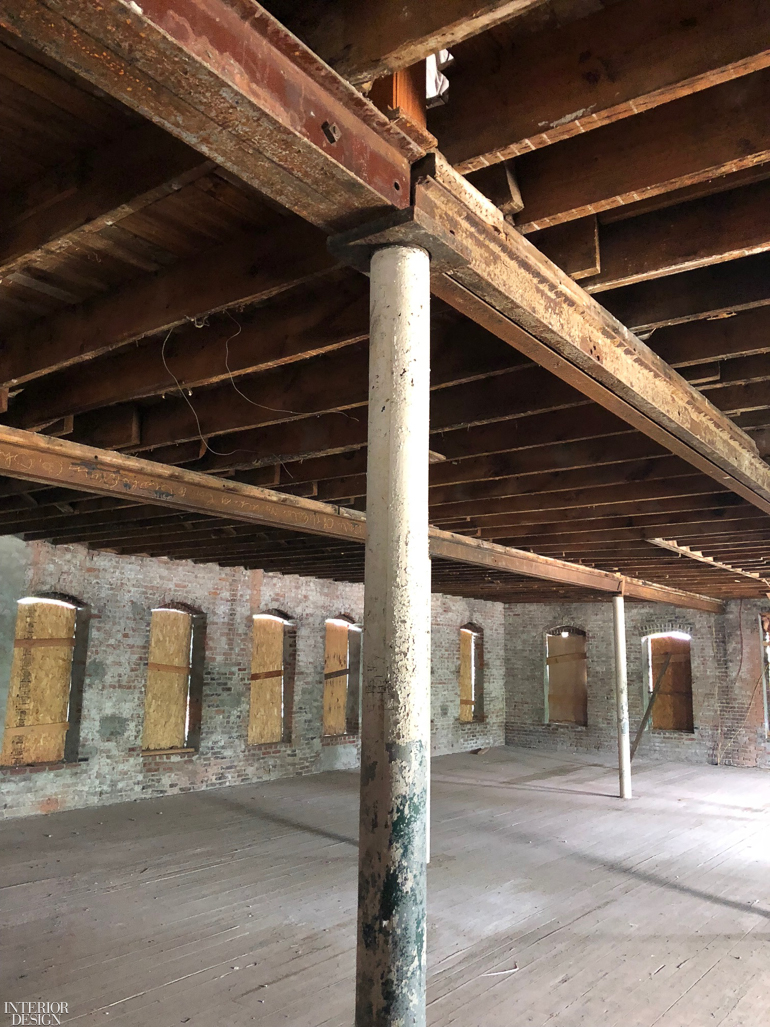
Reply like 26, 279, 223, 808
1, 594, 90, 766
459, 624, 484, 723
143, 605, 206, 753
644, 631, 694, 733
545, 627, 587, 726
323, 617, 363, 736
249, 612, 296, 745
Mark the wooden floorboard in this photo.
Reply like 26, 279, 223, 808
1, 748, 769, 1025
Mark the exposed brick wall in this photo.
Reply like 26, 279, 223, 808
430, 593, 505, 755
505, 599, 770, 768
717, 598, 770, 769
0, 540, 504, 818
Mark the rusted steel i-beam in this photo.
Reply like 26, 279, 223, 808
329, 154, 770, 522
0, 0, 419, 231
0, 426, 724, 613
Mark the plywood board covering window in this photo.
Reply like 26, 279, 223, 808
323, 619, 351, 736
459, 627, 484, 722
249, 615, 286, 745
648, 634, 694, 733
142, 609, 192, 751
546, 630, 588, 726
1, 598, 77, 766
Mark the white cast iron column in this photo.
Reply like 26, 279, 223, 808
613, 594, 632, 799
356, 244, 431, 1027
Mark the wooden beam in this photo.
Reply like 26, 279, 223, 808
651, 306, 770, 367
495, 514, 770, 544
0, 219, 336, 387
0, 424, 366, 541
0, 424, 721, 610
528, 218, 600, 282
54, 345, 558, 454
8, 274, 369, 425
514, 69, 770, 232
262, 0, 546, 85
430, 474, 717, 517
432, 0, 770, 172
602, 252, 770, 332
428, 530, 722, 613
0, 0, 414, 231
586, 178, 770, 292
464, 163, 524, 220
332, 157, 770, 518
0, 121, 212, 277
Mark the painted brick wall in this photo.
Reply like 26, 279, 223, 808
505, 599, 770, 768
0, 540, 504, 818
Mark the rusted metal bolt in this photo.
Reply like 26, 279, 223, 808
322, 121, 341, 144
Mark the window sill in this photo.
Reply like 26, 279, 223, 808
0, 758, 87, 775
321, 733, 359, 746
248, 740, 294, 752
458, 717, 487, 725
650, 729, 696, 738
142, 747, 197, 758
546, 722, 587, 731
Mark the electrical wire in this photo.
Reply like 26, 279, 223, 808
160, 327, 242, 457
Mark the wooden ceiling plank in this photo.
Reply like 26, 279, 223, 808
0, 423, 721, 610
514, 68, 770, 233
8, 273, 369, 425
349, 159, 770, 519
651, 306, 770, 367
260, 0, 546, 85
472, 507, 762, 541
0, 219, 336, 387
432, 0, 770, 172
587, 177, 770, 293
59, 346, 563, 454
0, 121, 212, 278
429, 475, 725, 515
443, 494, 747, 531
495, 515, 770, 547
0, 0, 414, 231
528, 217, 600, 282
602, 252, 770, 332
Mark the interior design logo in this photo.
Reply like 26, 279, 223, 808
3, 1003, 69, 1025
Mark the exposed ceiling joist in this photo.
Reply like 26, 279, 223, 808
0, 0, 416, 232
433, 0, 770, 171
0, 121, 213, 278
514, 69, 770, 232
262, 0, 547, 85
331, 156, 770, 517
0, 424, 722, 612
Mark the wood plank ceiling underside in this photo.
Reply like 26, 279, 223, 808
1, 2, 770, 602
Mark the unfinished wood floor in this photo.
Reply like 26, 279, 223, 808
2, 748, 770, 1026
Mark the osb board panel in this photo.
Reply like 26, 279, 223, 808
142, 610, 191, 751
459, 629, 474, 722
547, 633, 587, 726
651, 636, 694, 733
1, 600, 76, 765
323, 621, 349, 736
249, 617, 284, 745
